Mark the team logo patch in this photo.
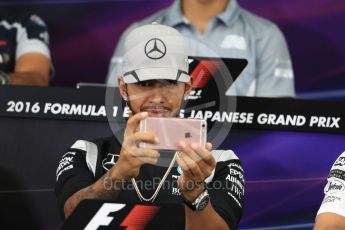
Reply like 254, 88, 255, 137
102, 153, 119, 171
328, 169, 345, 181
144, 38, 166, 60
325, 179, 345, 194
322, 195, 340, 205
56, 151, 76, 181
334, 157, 345, 167
220, 34, 247, 50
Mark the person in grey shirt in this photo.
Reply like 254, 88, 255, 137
106, 0, 295, 97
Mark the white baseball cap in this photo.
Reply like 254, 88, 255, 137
122, 23, 190, 84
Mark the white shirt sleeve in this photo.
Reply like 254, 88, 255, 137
15, 14, 51, 60
317, 151, 345, 217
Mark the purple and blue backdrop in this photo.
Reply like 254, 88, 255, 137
1, 0, 345, 99
1, 1, 345, 230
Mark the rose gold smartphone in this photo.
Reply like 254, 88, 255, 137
139, 117, 207, 150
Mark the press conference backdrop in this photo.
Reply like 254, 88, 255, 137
1, 0, 345, 98
0, 86, 345, 229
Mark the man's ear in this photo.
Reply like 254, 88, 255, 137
118, 77, 128, 101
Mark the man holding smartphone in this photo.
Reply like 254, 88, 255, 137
55, 23, 244, 229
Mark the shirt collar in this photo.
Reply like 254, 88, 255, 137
164, 0, 240, 28
164, 0, 187, 27
216, 0, 240, 27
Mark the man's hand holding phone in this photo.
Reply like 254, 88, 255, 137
176, 141, 216, 201
110, 113, 213, 187
111, 112, 160, 180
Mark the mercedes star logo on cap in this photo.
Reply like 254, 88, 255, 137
144, 38, 166, 60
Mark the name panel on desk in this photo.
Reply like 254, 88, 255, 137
0, 86, 344, 133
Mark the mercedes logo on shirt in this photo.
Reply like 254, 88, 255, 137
102, 153, 119, 171
144, 38, 166, 59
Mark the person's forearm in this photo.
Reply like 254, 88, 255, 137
64, 168, 125, 218
314, 223, 345, 230
8, 72, 49, 86
185, 202, 229, 230
314, 225, 345, 230
314, 213, 345, 230
317, 227, 344, 230
10, 52, 50, 86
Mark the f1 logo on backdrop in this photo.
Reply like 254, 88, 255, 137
187, 59, 220, 100
84, 203, 160, 230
